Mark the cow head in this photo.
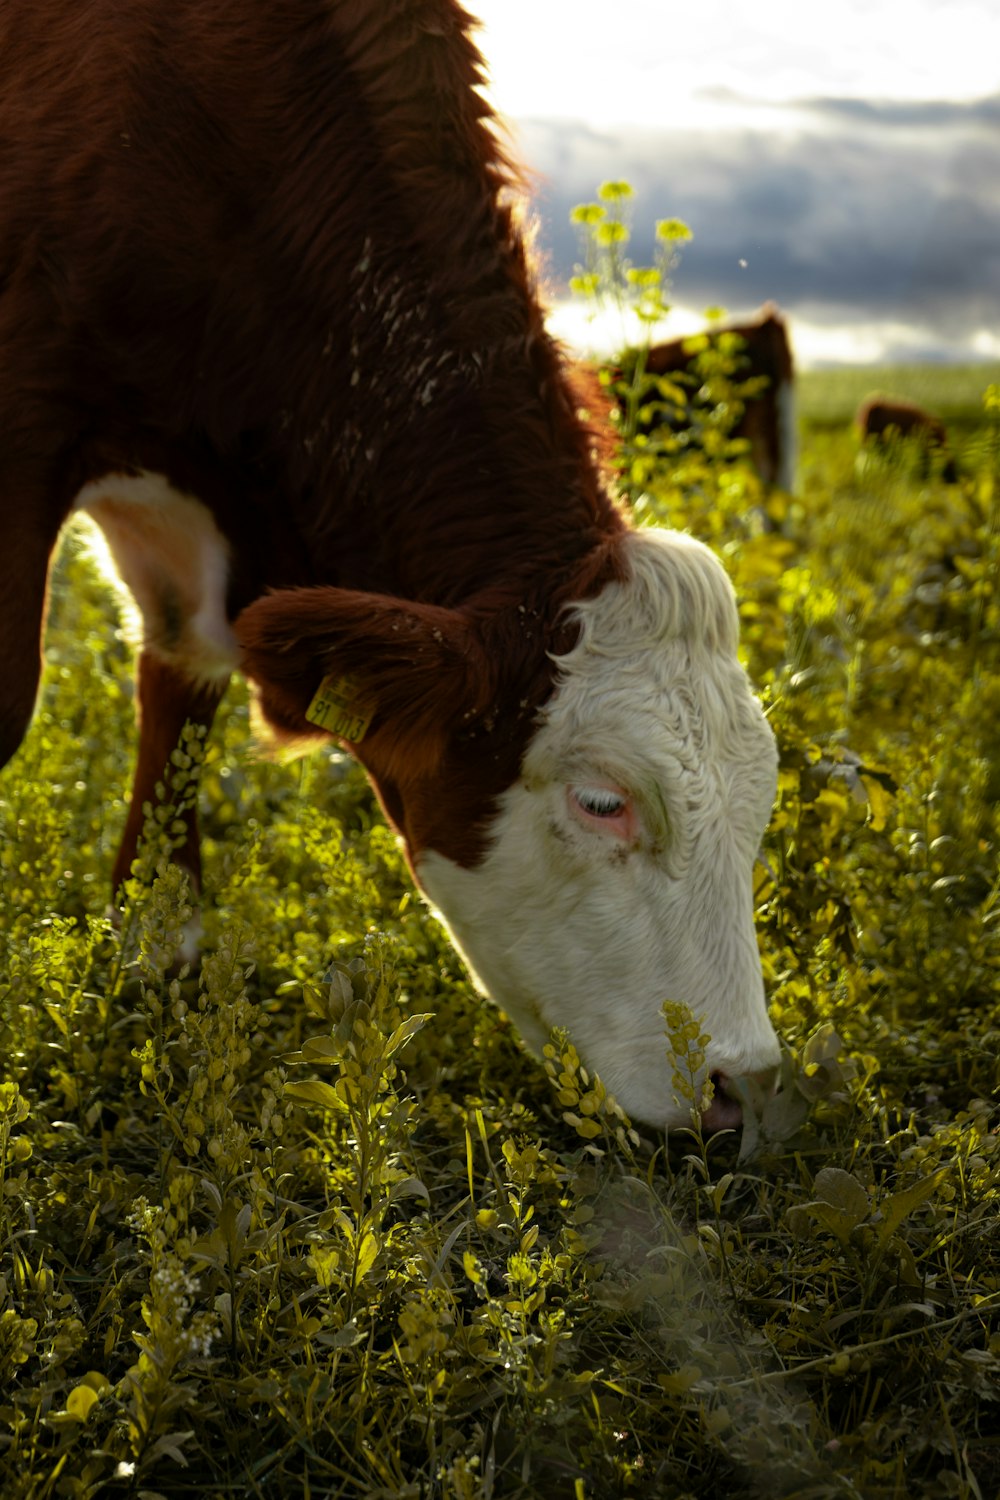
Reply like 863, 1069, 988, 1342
237, 528, 780, 1130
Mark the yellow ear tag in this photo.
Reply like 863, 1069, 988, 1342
305, 673, 376, 743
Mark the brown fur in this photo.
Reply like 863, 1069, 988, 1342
624, 303, 795, 487
856, 394, 947, 446
856, 395, 956, 482
0, 0, 626, 881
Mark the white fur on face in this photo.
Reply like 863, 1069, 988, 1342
417, 528, 780, 1129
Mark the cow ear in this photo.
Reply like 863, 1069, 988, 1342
235, 587, 495, 774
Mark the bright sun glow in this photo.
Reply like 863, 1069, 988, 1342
545, 299, 992, 370
471, 0, 1000, 127
469, 1, 999, 367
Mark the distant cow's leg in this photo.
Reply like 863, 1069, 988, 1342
737, 399, 776, 487
0, 507, 60, 768
112, 650, 228, 898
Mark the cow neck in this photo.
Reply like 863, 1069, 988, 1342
301, 371, 624, 612
240, 1, 621, 611
268, 228, 622, 611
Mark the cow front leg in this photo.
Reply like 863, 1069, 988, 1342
0, 507, 61, 770
112, 650, 228, 900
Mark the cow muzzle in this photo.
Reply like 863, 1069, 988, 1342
700, 1063, 779, 1133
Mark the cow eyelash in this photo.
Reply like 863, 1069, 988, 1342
572, 786, 627, 818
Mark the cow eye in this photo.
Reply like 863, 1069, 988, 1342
572, 786, 627, 819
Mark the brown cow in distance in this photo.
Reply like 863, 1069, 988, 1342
856, 394, 957, 482
618, 304, 796, 490
0, 0, 782, 1129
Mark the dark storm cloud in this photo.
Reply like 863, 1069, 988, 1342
703, 88, 1000, 131
515, 94, 1000, 362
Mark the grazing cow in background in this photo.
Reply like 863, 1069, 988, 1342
0, 0, 781, 1130
856, 394, 957, 481
617, 304, 796, 490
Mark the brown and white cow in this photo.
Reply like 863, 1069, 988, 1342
623, 304, 796, 490
856, 394, 957, 481
0, 0, 780, 1130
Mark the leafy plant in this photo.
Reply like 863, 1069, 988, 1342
0, 208, 998, 1497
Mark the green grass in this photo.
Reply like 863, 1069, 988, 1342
1, 369, 999, 1499
798, 361, 1000, 429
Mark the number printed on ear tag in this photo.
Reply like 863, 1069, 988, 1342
305, 673, 376, 742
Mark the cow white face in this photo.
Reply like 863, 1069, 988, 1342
416, 528, 781, 1130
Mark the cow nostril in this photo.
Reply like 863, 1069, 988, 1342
700, 1070, 744, 1132
712, 1063, 780, 1117
710, 1064, 780, 1108
710, 1069, 732, 1099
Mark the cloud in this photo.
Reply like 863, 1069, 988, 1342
514, 95, 1000, 364
702, 88, 1000, 131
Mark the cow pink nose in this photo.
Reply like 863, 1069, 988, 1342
714, 1064, 780, 1100
700, 1064, 779, 1132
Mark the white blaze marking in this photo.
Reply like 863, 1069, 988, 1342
417, 528, 780, 1129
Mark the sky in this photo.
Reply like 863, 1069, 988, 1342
469, 0, 1000, 366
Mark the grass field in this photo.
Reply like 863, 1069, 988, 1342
797, 361, 1000, 428
1, 363, 998, 1499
